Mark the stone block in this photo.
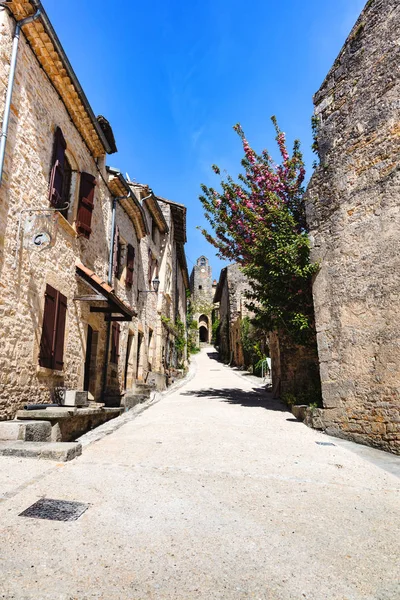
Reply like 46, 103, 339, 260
291, 405, 307, 422
0, 420, 51, 442
0, 441, 82, 461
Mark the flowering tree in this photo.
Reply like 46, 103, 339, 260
199, 117, 318, 345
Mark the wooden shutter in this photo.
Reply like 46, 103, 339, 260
113, 226, 120, 277
126, 244, 135, 286
49, 127, 66, 208
39, 284, 57, 368
111, 323, 120, 364
76, 172, 96, 238
39, 284, 67, 370
54, 291, 67, 370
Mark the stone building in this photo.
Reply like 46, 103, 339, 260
306, 0, 400, 453
0, 1, 189, 419
189, 256, 214, 344
213, 264, 252, 365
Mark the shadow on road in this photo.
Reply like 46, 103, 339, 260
180, 387, 287, 412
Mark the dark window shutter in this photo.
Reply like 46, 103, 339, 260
76, 172, 96, 238
39, 284, 57, 368
39, 285, 67, 370
111, 323, 120, 364
49, 127, 66, 208
113, 226, 120, 277
54, 291, 67, 370
126, 244, 135, 286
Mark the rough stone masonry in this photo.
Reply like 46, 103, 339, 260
306, 0, 400, 453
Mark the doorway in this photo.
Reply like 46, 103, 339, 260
199, 326, 208, 343
84, 325, 98, 396
124, 332, 134, 391
136, 332, 144, 380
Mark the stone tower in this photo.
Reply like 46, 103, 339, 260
190, 256, 214, 344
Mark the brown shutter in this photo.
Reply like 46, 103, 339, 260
76, 172, 96, 238
54, 291, 67, 371
113, 226, 120, 277
39, 285, 67, 370
126, 244, 135, 286
39, 284, 57, 368
49, 127, 66, 208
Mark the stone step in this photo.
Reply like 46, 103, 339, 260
0, 420, 51, 442
123, 393, 150, 410
0, 441, 82, 462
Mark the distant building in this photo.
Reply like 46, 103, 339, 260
189, 256, 215, 344
213, 264, 252, 365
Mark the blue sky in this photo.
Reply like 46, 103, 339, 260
44, 0, 366, 281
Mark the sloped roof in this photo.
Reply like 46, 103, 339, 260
107, 168, 148, 239
6, 0, 114, 157
76, 262, 136, 319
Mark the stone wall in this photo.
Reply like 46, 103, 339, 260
0, 10, 112, 417
306, 0, 400, 453
216, 264, 252, 366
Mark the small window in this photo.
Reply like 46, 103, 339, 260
199, 285, 202, 290
39, 284, 67, 371
199, 257, 206, 267
60, 155, 72, 219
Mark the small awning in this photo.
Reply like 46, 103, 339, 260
75, 262, 136, 321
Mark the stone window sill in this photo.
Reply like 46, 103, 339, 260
57, 212, 77, 238
36, 366, 64, 378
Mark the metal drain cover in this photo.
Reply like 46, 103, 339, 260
19, 498, 89, 522
316, 441, 336, 447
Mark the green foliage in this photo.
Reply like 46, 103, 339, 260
282, 381, 322, 407
161, 316, 186, 362
199, 117, 318, 347
240, 316, 266, 372
212, 319, 221, 344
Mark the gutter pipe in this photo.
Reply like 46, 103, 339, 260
0, 7, 41, 185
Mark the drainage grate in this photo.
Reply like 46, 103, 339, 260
315, 441, 336, 447
210, 369, 221, 371
19, 498, 89, 522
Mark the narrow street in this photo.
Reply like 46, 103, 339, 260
0, 348, 399, 600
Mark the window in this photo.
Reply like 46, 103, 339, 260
199, 285, 202, 290
76, 172, 96, 238
49, 127, 71, 217
110, 323, 120, 364
126, 244, 135, 286
199, 257, 206, 267
39, 284, 67, 370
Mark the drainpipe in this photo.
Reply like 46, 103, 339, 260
0, 7, 41, 185
101, 195, 125, 403
101, 188, 155, 401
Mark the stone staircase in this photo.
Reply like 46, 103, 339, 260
123, 382, 156, 410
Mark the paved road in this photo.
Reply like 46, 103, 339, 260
0, 348, 399, 600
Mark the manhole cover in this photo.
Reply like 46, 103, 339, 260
315, 441, 336, 447
210, 369, 221, 371
19, 498, 89, 522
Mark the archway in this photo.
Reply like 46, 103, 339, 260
199, 326, 208, 343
